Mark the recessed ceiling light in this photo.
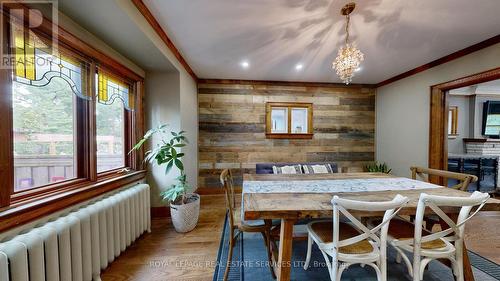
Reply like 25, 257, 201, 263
240, 60, 249, 69
355, 67, 362, 72
295, 64, 303, 71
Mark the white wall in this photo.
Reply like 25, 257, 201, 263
376, 43, 500, 177
448, 95, 472, 154
179, 74, 199, 193
145, 72, 181, 207
117, 0, 198, 205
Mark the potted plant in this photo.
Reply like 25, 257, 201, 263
365, 161, 392, 174
131, 124, 200, 233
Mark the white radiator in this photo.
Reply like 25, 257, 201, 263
0, 183, 151, 281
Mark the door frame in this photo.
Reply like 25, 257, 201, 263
429, 67, 500, 183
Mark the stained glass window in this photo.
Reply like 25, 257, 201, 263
98, 71, 135, 111
11, 23, 90, 100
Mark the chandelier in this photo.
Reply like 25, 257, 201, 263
332, 3, 364, 85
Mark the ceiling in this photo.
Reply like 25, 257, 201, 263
59, 0, 176, 72
144, 0, 500, 84
450, 79, 500, 95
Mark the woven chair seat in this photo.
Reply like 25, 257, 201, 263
309, 221, 374, 254
375, 219, 447, 249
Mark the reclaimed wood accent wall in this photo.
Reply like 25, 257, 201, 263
198, 81, 376, 189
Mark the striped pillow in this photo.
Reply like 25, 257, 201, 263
272, 165, 303, 174
302, 164, 334, 174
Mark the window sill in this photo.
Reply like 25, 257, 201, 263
0, 170, 146, 232
266, 133, 314, 139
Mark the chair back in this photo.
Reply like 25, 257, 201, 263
410, 166, 477, 191
330, 195, 409, 253
412, 191, 490, 252
220, 169, 237, 227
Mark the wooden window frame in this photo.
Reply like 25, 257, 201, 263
265, 102, 313, 139
0, 4, 146, 231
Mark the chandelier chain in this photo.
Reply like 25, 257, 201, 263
345, 14, 350, 45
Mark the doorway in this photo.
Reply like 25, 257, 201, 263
428, 67, 500, 187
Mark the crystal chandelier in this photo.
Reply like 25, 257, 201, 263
332, 3, 364, 85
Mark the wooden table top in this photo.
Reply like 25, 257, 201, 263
242, 173, 500, 220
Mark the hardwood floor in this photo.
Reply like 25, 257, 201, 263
101, 194, 500, 280
101, 195, 227, 281
464, 211, 500, 264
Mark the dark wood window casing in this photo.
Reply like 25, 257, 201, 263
0, 4, 145, 231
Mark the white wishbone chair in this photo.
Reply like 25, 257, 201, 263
303, 194, 409, 281
387, 191, 490, 281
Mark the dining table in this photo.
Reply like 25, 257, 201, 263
241, 172, 500, 281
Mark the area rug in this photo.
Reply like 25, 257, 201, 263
213, 216, 499, 281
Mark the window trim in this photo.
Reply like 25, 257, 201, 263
265, 102, 314, 139
0, 5, 145, 211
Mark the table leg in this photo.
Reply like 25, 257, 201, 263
277, 219, 294, 281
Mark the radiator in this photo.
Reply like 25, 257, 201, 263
0, 183, 151, 281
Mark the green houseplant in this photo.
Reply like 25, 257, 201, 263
365, 161, 392, 174
131, 124, 200, 233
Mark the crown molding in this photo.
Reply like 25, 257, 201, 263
198, 78, 376, 88
131, 0, 198, 81
376, 34, 500, 88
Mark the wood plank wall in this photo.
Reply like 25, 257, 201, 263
198, 81, 376, 189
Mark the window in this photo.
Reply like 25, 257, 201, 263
291, 108, 308, 133
266, 102, 313, 139
13, 78, 77, 191
0, 15, 144, 208
95, 72, 133, 173
10, 25, 89, 192
270, 107, 288, 133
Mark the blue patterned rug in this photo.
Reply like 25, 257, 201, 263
213, 215, 499, 281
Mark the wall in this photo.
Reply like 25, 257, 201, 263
180, 74, 199, 191
118, 0, 198, 203
145, 72, 180, 207
448, 95, 472, 154
198, 82, 376, 189
57, 12, 145, 78
376, 43, 500, 177
447, 93, 500, 154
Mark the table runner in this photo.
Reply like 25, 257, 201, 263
243, 177, 441, 194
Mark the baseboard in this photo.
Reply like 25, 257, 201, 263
195, 187, 242, 195
150, 189, 240, 217
151, 206, 170, 218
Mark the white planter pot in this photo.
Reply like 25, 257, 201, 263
170, 193, 200, 233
